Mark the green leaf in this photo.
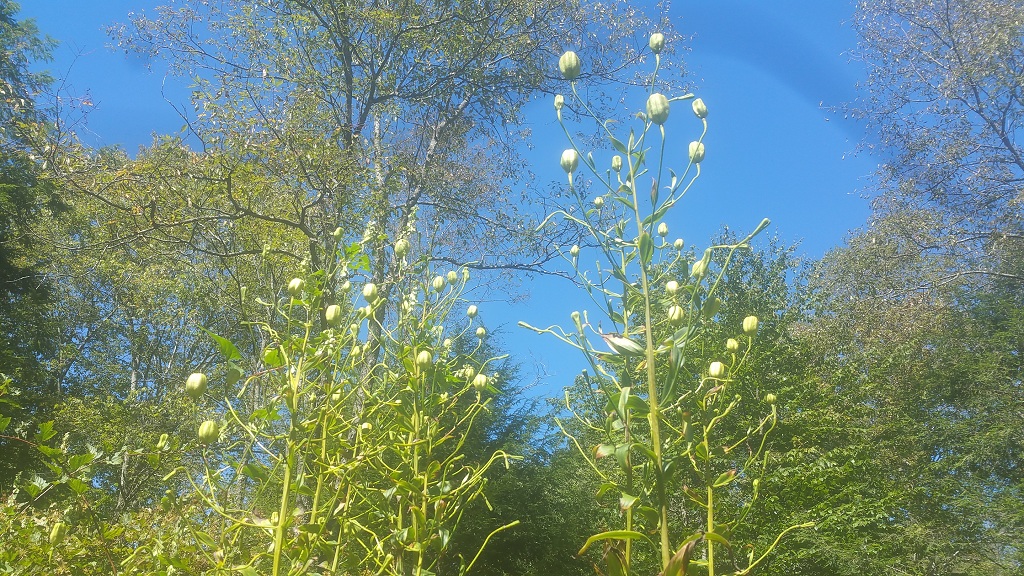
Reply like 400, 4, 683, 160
67, 478, 89, 495
202, 328, 243, 361
609, 133, 628, 154
193, 530, 217, 548
0, 416, 10, 433
35, 421, 56, 443
619, 492, 638, 510
577, 530, 655, 555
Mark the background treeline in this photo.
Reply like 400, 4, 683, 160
1, 0, 1021, 574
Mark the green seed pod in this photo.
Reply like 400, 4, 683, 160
476, 326, 487, 339
472, 373, 488, 391
673, 238, 684, 250
287, 278, 305, 298
325, 304, 342, 327
467, 304, 478, 318
646, 93, 670, 125
570, 244, 580, 257
726, 338, 740, 353
594, 196, 605, 208
554, 94, 564, 110
649, 32, 665, 54
431, 275, 446, 292
446, 270, 458, 284
49, 522, 67, 547
186, 372, 208, 400
692, 97, 708, 119
560, 149, 579, 173
765, 393, 777, 405
416, 350, 432, 370
394, 238, 410, 258
611, 155, 622, 172
708, 361, 725, 379
559, 50, 581, 80
703, 297, 721, 318
667, 305, 685, 325
340, 279, 351, 292
691, 259, 707, 278
743, 315, 759, 336
689, 141, 705, 163
198, 420, 219, 445
362, 282, 378, 302
657, 222, 669, 237
665, 280, 679, 295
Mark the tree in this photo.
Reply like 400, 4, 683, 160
850, 0, 1024, 292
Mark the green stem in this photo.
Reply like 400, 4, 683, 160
707, 486, 715, 576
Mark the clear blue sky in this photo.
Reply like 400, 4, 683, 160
21, 0, 877, 391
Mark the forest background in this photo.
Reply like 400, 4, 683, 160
1, 0, 1022, 575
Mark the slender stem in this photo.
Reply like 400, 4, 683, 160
707, 486, 716, 576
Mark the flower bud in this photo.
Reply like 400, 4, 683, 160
611, 155, 622, 172
394, 238, 410, 258
554, 94, 564, 110
432, 275, 446, 292
362, 282, 378, 302
657, 222, 668, 237
198, 420, 219, 445
665, 280, 679, 295
688, 141, 705, 163
743, 315, 759, 336
446, 270, 458, 284
594, 196, 605, 208
667, 305, 685, 325
646, 93, 670, 125
673, 238, 684, 250
416, 350, 432, 370
691, 259, 707, 278
765, 393, 777, 405
443, 338, 452, 348
708, 361, 725, 379
186, 372, 208, 400
156, 433, 169, 450
352, 344, 362, 356
703, 297, 721, 318
476, 326, 487, 339
332, 227, 343, 239
559, 50, 581, 80
467, 305, 478, 318
649, 32, 665, 54
570, 244, 580, 257
472, 373, 488, 390
325, 304, 342, 327
49, 522, 67, 547
692, 97, 708, 119
560, 149, 579, 173
287, 278, 305, 298
340, 280, 351, 292
726, 338, 739, 353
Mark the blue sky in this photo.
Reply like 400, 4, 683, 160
20, 0, 878, 389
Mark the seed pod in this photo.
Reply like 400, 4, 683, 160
667, 305, 685, 325
703, 297, 721, 318
570, 245, 580, 257
198, 420, 219, 445
186, 372, 208, 400
416, 350, 432, 370
611, 155, 622, 172
287, 278, 305, 298
560, 149, 579, 173
394, 238, 410, 258
325, 304, 342, 327
657, 222, 669, 237
554, 94, 564, 110
765, 393, 777, 405
688, 141, 705, 163
476, 326, 487, 339
467, 305, 478, 318
649, 32, 665, 54
332, 227, 343, 239
708, 361, 725, 379
726, 338, 740, 353
674, 238, 684, 250
691, 259, 707, 278
472, 373, 488, 391
443, 270, 456, 285
431, 275, 446, 292
646, 93, 670, 125
665, 280, 679, 295
49, 522, 67, 547
559, 50, 581, 80
692, 98, 708, 119
594, 196, 605, 208
743, 315, 759, 336
362, 282, 379, 302
340, 280, 351, 292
